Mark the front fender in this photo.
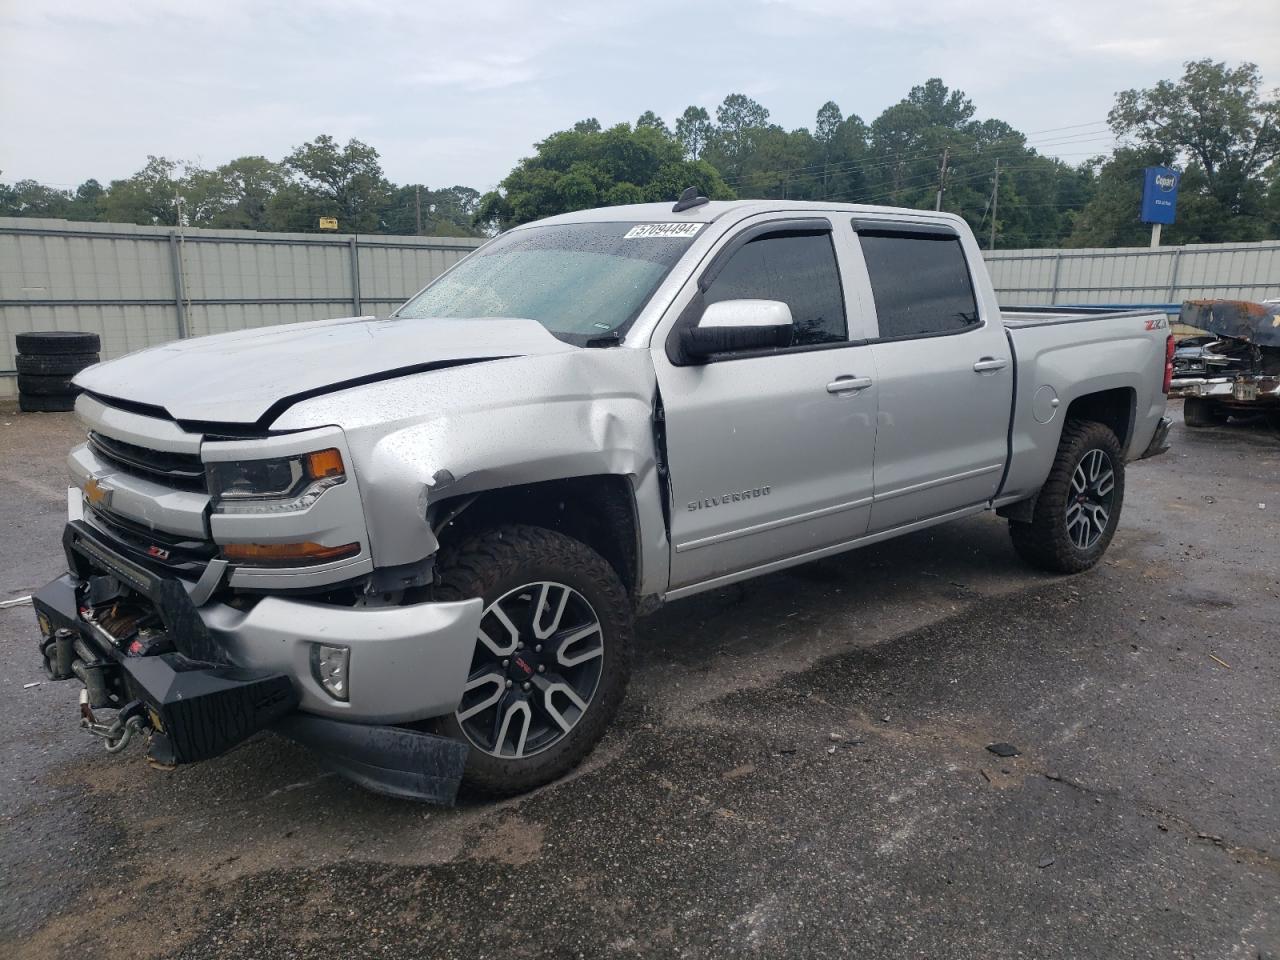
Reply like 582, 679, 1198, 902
272, 350, 669, 594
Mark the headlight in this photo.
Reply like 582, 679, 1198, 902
206, 448, 345, 513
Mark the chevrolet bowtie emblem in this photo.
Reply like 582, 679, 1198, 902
83, 477, 112, 509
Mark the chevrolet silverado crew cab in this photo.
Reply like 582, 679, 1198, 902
32, 197, 1173, 803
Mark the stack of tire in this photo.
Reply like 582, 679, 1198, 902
15, 331, 101, 413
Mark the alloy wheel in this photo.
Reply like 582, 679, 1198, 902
1065, 448, 1115, 550
454, 581, 605, 759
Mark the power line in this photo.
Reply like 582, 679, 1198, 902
1022, 120, 1110, 135
716, 132, 1116, 190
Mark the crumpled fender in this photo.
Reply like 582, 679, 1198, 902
271, 349, 669, 595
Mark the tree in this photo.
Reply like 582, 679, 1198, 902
100, 156, 183, 225
169, 157, 290, 228
0, 179, 75, 218
69, 179, 105, 221
675, 106, 712, 160
709, 94, 771, 177
284, 135, 391, 232
475, 121, 734, 230
636, 111, 671, 138
1109, 60, 1280, 217
815, 101, 843, 147
572, 118, 602, 134
1067, 60, 1280, 245
906, 78, 976, 129
381, 183, 483, 236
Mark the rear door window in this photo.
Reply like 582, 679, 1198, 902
857, 230, 979, 340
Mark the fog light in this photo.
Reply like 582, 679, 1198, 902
311, 643, 350, 701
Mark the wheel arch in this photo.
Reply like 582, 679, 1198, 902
430, 475, 644, 601
998, 386, 1135, 522
1062, 386, 1136, 450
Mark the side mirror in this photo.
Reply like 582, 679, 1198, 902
680, 299, 794, 362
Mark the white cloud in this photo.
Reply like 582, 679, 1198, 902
0, 0, 1275, 192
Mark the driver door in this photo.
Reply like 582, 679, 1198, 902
652, 216, 880, 592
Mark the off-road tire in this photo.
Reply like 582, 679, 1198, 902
17, 374, 77, 396
1182, 396, 1228, 427
16, 353, 98, 376
1009, 419, 1125, 574
431, 524, 633, 796
15, 331, 101, 355
18, 393, 77, 413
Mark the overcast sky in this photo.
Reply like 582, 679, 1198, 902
2, 0, 1277, 193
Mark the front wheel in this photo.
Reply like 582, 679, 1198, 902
430, 525, 633, 796
1009, 420, 1125, 574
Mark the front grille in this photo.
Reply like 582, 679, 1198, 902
88, 431, 206, 492
85, 504, 216, 572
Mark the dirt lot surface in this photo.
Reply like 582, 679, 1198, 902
1, 399, 1277, 959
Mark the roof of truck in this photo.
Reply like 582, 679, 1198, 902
529, 199, 967, 230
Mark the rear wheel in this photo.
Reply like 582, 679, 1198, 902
1183, 396, 1228, 427
1009, 420, 1125, 574
431, 525, 632, 796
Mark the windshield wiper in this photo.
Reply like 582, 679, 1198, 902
584, 332, 624, 348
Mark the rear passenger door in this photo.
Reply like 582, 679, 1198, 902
852, 222, 1012, 532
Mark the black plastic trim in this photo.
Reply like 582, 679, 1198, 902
852, 219, 960, 238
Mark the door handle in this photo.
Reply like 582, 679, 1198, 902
826, 376, 873, 394
973, 357, 1008, 372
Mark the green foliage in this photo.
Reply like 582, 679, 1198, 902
6, 62, 1279, 246
283, 135, 391, 233
476, 121, 733, 230
1071, 59, 1280, 245
675, 106, 712, 160
100, 156, 183, 226
636, 111, 671, 138
0, 177, 103, 220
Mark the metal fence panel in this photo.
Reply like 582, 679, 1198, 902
6, 219, 1280, 400
0, 218, 481, 398
986, 241, 1280, 306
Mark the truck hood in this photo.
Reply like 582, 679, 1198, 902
75, 315, 577, 425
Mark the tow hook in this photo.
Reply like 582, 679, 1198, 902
79, 692, 149, 754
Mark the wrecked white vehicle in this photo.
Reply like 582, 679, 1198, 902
1172, 299, 1280, 427
33, 198, 1172, 803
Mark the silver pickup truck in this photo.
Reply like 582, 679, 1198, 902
32, 198, 1173, 802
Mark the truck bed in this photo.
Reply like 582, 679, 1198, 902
995, 303, 1170, 508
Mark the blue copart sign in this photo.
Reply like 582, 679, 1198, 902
1141, 167, 1179, 224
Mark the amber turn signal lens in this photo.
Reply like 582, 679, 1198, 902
305, 448, 344, 479
220, 541, 360, 566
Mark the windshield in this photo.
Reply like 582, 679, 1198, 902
395, 221, 701, 345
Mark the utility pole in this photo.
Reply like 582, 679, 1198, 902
935, 146, 949, 211
415, 185, 422, 235
989, 158, 1001, 250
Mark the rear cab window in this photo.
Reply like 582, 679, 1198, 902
856, 226, 980, 340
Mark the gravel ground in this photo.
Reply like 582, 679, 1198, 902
0, 399, 1276, 959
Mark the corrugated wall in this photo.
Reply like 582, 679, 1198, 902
0, 218, 482, 398
5, 221, 1280, 400
985, 241, 1280, 309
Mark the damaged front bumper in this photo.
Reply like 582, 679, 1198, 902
33, 520, 483, 804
